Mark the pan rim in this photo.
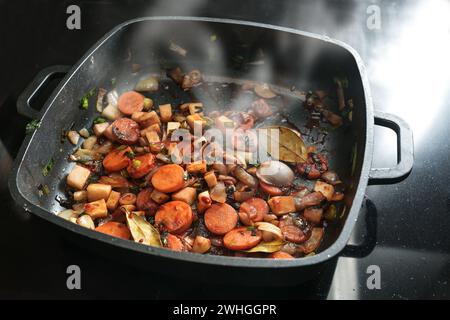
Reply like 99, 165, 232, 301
9, 16, 374, 269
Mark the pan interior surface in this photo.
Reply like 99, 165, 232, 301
14, 18, 368, 265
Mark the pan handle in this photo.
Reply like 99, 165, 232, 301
368, 111, 414, 184
17, 65, 70, 119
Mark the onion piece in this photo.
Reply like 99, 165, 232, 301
233, 188, 255, 202
135, 77, 159, 92
96, 88, 107, 112
210, 181, 227, 203
232, 166, 257, 188
67, 131, 80, 145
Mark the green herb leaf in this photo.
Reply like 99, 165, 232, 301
93, 116, 107, 124
25, 119, 41, 134
79, 88, 96, 110
42, 158, 54, 177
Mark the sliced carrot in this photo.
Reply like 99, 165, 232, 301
223, 227, 262, 250
259, 181, 283, 196
239, 198, 268, 224
136, 188, 158, 215
166, 234, 184, 252
204, 203, 238, 235
151, 164, 185, 193
95, 222, 131, 240
103, 147, 132, 172
269, 251, 294, 259
155, 200, 193, 234
127, 153, 156, 179
118, 91, 144, 115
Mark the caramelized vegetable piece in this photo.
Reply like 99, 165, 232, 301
204, 203, 238, 235
67, 165, 91, 190
111, 118, 140, 145
192, 236, 211, 253
269, 251, 294, 259
103, 147, 132, 172
96, 221, 131, 240
151, 164, 185, 193
268, 196, 296, 215
259, 181, 283, 196
239, 198, 268, 225
127, 153, 156, 179
294, 192, 326, 211
106, 190, 121, 210
84, 199, 108, 219
172, 187, 197, 205
166, 234, 184, 252
314, 181, 335, 201
86, 183, 112, 202
303, 207, 323, 224
279, 217, 307, 243
119, 192, 137, 206
118, 91, 144, 115
159, 104, 172, 122
300, 227, 324, 254
136, 188, 158, 215
150, 189, 170, 204
155, 200, 193, 234
99, 174, 130, 189
223, 227, 262, 251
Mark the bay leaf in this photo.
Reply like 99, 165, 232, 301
258, 126, 307, 163
243, 239, 285, 253
125, 212, 162, 247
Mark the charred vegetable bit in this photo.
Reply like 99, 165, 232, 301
57, 67, 348, 259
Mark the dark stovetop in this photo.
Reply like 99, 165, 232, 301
1, 0, 450, 299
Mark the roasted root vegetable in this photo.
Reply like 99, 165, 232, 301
172, 187, 196, 205
86, 183, 112, 202
77, 215, 95, 229
192, 236, 211, 253
314, 181, 335, 201
58, 70, 347, 260
106, 190, 121, 210
67, 165, 91, 190
268, 196, 296, 215
159, 104, 172, 122
84, 199, 108, 219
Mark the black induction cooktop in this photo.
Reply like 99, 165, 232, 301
1, 0, 449, 300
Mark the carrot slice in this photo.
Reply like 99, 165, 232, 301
95, 221, 131, 240
151, 164, 185, 193
127, 153, 156, 179
239, 198, 268, 224
118, 91, 144, 115
204, 203, 238, 235
259, 181, 283, 196
269, 251, 294, 259
155, 200, 193, 234
103, 147, 133, 172
166, 234, 184, 252
223, 227, 262, 250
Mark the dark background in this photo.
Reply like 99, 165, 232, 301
1, 0, 450, 299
